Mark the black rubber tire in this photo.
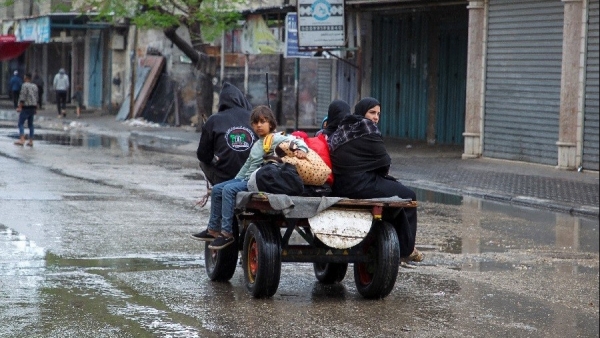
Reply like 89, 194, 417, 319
353, 221, 400, 299
204, 220, 239, 282
242, 221, 282, 298
313, 262, 348, 284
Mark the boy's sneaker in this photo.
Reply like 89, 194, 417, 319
191, 229, 216, 242
208, 236, 234, 250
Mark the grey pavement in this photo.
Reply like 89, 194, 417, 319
1, 102, 598, 217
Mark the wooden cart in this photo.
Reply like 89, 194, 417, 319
204, 192, 417, 299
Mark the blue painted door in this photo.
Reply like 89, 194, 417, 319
436, 22, 467, 145
372, 14, 429, 139
88, 32, 103, 108
371, 10, 468, 144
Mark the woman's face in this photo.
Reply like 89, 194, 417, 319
364, 105, 381, 124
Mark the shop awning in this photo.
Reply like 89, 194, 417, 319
0, 35, 32, 61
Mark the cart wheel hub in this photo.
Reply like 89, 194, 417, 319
248, 240, 258, 280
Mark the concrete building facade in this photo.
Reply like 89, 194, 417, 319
342, 0, 598, 171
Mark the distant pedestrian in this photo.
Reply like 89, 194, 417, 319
9, 70, 23, 108
71, 85, 83, 118
53, 68, 69, 118
32, 71, 44, 109
14, 73, 38, 147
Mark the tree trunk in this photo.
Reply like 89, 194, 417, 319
164, 26, 215, 131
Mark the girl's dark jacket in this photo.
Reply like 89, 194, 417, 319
197, 82, 257, 181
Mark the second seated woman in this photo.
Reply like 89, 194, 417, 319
328, 97, 423, 262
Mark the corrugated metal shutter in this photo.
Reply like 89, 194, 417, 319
436, 22, 468, 145
336, 59, 357, 108
583, 0, 599, 170
483, 0, 564, 165
316, 59, 332, 125
372, 14, 429, 139
88, 31, 103, 108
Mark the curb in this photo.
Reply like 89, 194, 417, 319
404, 180, 599, 217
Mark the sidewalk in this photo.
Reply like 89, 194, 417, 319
1, 102, 598, 217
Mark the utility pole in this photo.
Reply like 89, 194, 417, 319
129, 26, 138, 120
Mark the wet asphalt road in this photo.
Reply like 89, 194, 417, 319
0, 128, 598, 338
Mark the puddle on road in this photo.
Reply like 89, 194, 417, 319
44, 252, 201, 271
4, 129, 135, 154
4, 129, 188, 155
417, 190, 599, 257
38, 133, 119, 148
414, 187, 462, 205
0, 225, 201, 278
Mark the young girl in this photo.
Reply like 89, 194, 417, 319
193, 105, 308, 250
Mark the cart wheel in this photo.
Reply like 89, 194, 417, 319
313, 263, 348, 284
242, 221, 281, 298
205, 220, 239, 281
353, 221, 400, 299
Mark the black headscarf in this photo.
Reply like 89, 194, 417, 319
354, 97, 381, 117
323, 100, 351, 137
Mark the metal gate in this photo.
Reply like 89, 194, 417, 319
483, 0, 564, 165
372, 14, 429, 139
583, 0, 599, 170
336, 56, 358, 109
316, 59, 332, 125
436, 21, 468, 144
88, 30, 103, 108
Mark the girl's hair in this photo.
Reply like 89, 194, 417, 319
250, 105, 277, 132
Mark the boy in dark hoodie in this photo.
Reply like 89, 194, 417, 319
196, 82, 257, 186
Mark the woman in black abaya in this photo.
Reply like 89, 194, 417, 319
328, 97, 422, 262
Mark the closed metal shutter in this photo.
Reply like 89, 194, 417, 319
316, 59, 332, 125
484, 0, 564, 165
583, 0, 599, 170
336, 59, 357, 108
372, 14, 429, 139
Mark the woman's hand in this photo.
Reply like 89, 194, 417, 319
294, 150, 307, 159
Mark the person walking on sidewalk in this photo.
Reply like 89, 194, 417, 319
9, 70, 23, 109
53, 68, 69, 118
14, 73, 38, 147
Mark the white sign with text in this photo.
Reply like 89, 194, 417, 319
297, 0, 345, 47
